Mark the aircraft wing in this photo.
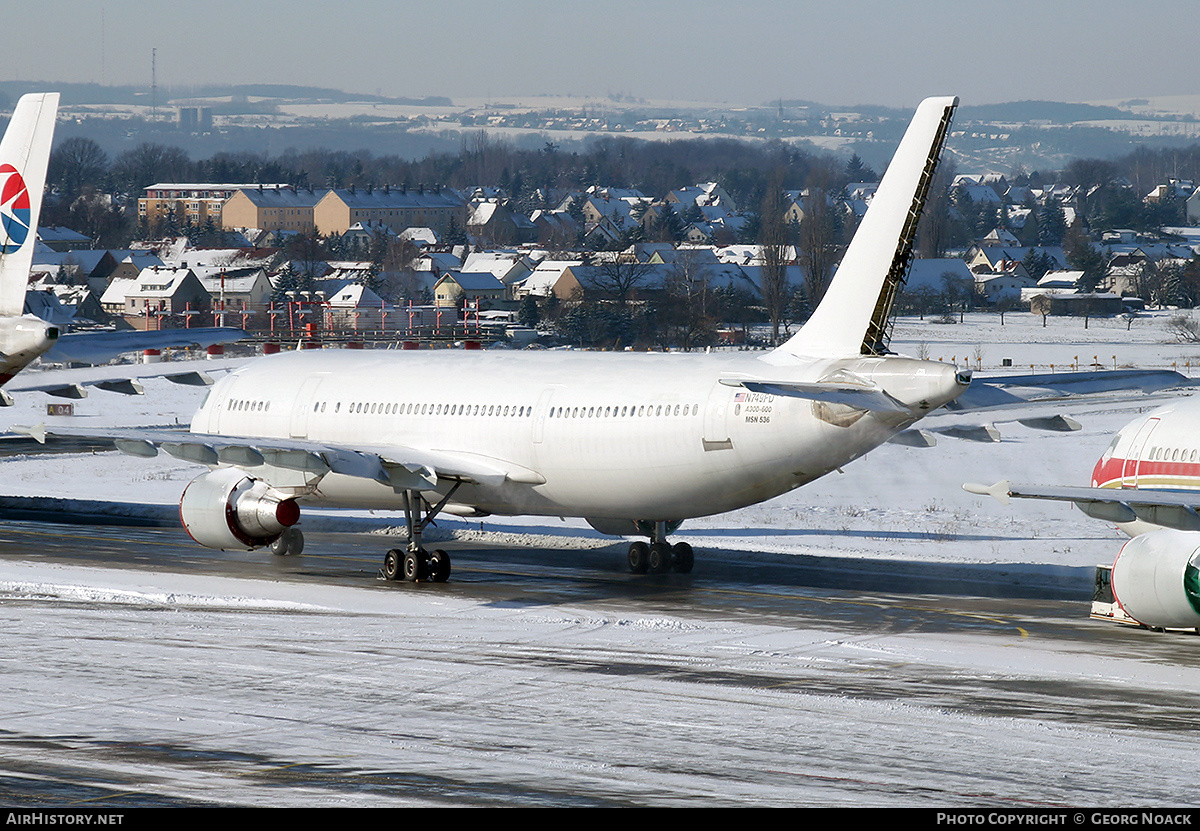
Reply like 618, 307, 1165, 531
891, 369, 1197, 445
14, 424, 545, 491
963, 479, 1200, 531
3, 357, 248, 400
40, 327, 247, 365
946, 369, 1194, 410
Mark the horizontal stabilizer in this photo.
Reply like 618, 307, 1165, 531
724, 378, 909, 413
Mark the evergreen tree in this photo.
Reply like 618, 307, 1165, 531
1037, 199, 1067, 245
518, 294, 540, 328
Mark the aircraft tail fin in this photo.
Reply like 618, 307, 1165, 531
0, 93, 60, 318
769, 95, 957, 362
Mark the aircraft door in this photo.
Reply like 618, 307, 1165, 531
702, 381, 733, 451
1122, 417, 1159, 487
533, 387, 557, 444
289, 375, 327, 439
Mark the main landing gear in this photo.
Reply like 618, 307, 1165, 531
269, 527, 305, 556
627, 521, 694, 574
382, 486, 459, 583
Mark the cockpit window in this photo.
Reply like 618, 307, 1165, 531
1101, 434, 1119, 462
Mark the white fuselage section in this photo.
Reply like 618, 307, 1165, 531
1091, 397, 1200, 536
0, 315, 58, 384
191, 349, 965, 524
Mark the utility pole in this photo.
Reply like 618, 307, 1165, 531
151, 47, 157, 121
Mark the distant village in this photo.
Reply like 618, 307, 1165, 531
29, 155, 1200, 350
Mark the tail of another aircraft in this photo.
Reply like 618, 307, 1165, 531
769, 95, 957, 362
0, 93, 59, 318
0, 93, 60, 396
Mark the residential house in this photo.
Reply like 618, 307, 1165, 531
120, 265, 211, 327
433, 271, 506, 308
529, 209, 580, 247
37, 226, 91, 252
325, 283, 395, 331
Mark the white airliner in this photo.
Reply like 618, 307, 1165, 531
0, 93, 61, 400
25, 95, 969, 582
967, 396, 1200, 630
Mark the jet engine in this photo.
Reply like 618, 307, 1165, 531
1110, 529, 1200, 629
179, 467, 300, 551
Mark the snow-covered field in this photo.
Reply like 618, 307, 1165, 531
2, 311, 1200, 807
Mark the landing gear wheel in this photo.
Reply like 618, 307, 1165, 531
671, 542, 694, 573
648, 542, 673, 574
403, 548, 427, 582
383, 548, 404, 581
403, 547, 427, 581
269, 527, 304, 556
428, 549, 452, 583
628, 541, 650, 574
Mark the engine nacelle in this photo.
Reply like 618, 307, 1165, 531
1111, 529, 1200, 629
179, 467, 300, 551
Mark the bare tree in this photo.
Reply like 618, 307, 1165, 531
47, 137, 108, 202
758, 170, 790, 345
796, 156, 843, 311
659, 250, 715, 351
581, 260, 655, 309
917, 158, 956, 258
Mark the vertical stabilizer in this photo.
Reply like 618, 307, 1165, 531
0, 93, 59, 317
768, 95, 957, 362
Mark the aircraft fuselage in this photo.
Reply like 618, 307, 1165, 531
191, 348, 966, 524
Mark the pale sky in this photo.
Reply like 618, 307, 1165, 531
5, 1, 1198, 108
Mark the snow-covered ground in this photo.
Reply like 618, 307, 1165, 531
2, 311, 1199, 806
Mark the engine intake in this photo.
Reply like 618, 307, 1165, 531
180, 467, 299, 551
1111, 529, 1200, 629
